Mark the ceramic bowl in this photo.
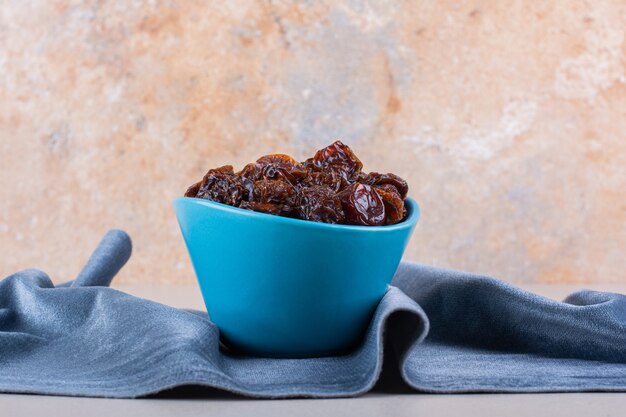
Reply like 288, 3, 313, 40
173, 196, 419, 357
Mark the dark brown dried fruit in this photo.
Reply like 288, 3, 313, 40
195, 165, 247, 207
375, 184, 406, 225
184, 141, 409, 226
237, 163, 263, 182
338, 183, 386, 226
297, 186, 344, 224
237, 154, 304, 185
363, 172, 408, 199
256, 154, 299, 170
252, 179, 297, 205
298, 170, 346, 193
310, 140, 363, 180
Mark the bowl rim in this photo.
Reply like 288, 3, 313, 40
174, 196, 420, 232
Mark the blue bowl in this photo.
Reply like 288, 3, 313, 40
173, 196, 420, 357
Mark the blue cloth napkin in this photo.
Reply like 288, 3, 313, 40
0, 230, 624, 398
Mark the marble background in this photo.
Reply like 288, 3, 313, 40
1, 1, 625, 284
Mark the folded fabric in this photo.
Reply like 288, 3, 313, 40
0, 230, 624, 398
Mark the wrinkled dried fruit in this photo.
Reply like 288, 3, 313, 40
298, 170, 346, 193
363, 172, 408, 199
253, 179, 297, 205
237, 163, 263, 182
256, 154, 299, 170
237, 154, 304, 185
338, 183, 386, 226
188, 165, 247, 207
184, 140, 410, 226
375, 184, 406, 225
297, 185, 345, 224
310, 141, 363, 179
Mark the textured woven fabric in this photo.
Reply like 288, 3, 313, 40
0, 230, 624, 398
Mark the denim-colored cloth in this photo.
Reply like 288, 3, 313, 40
0, 230, 624, 398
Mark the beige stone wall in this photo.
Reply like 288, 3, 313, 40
1, 1, 625, 284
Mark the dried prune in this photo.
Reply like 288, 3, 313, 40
253, 179, 297, 205
375, 184, 406, 225
184, 140, 410, 226
238, 154, 304, 185
195, 165, 247, 206
297, 186, 344, 224
338, 183, 385, 226
363, 172, 408, 199
237, 163, 263, 182
256, 154, 299, 170
298, 171, 346, 193
310, 140, 363, 179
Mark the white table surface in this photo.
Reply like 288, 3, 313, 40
2, 282, 625, 417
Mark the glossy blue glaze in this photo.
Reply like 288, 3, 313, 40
173, 196, 420, 357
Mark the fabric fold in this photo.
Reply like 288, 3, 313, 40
392, 263, 626, 392
0, 271, 428, 398
0, 230, 624, 398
